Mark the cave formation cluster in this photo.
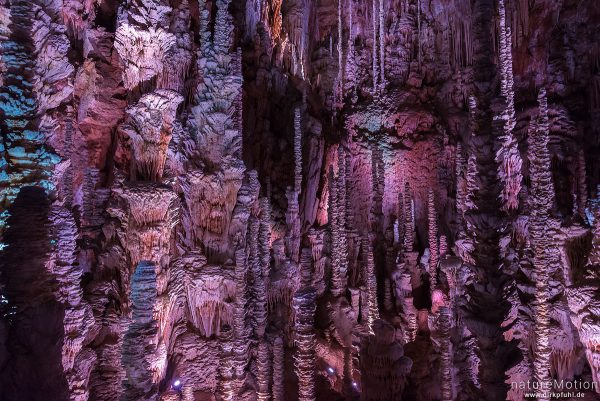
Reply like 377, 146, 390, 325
1, 0, 600, 400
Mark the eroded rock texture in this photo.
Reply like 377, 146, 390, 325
2, 0, 600, 400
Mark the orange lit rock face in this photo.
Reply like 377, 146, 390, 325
2, 0, 600, 400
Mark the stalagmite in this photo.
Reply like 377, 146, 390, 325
359, 319, 412, 400
342, 346, 355, 397
51, 205, 95, 401
253, 198, 270, 338
403, 182, 415, 253
256, 339, 271, 401
294, 108, 303, 194
121, 262, 160, 401
495, 0, 523, 211
439, 235, 448, 258
529, 89, 554, 399
272, 337, 285, 401
396, 257, 417, 343
293, 287, 317, 401
438, 306, 453, 401
577, 149, 588, 219
217, 331, 235, 401
528, 89, 556, 400
428, 189, 439, 290
370, 146, 384, 234
259, 196, 272, 278
286, 107, 303, 262
455, 142, 467, 228
330, 150, 348, 297
233, 246, 249, 392
363, 235, 379, 332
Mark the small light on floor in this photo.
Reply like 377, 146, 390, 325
327, 367, 334, 374
352, 382, 358, 387
173, 379, 182, 388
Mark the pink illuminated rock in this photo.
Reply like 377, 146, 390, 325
2, 0, 600, 400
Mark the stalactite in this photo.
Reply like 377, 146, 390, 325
113, 184, 179, 267
371, 0, 378, 93
114, 0, 175, 91
120, 90, 183, 182
428, 189, 439, 290
293, 287, 317, 401
336, 0, 343, 107
495, 0, 523, 211
245, 0, 262, 40
272, 336, 285, 401
528, 88, 554, 400
417, 0, 422, 67
378, 0, 385, 89
345, 0, 358, 99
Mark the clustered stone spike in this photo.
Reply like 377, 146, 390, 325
3, 0, 600, 399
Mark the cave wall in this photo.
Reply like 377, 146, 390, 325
1, 0, 600, 400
